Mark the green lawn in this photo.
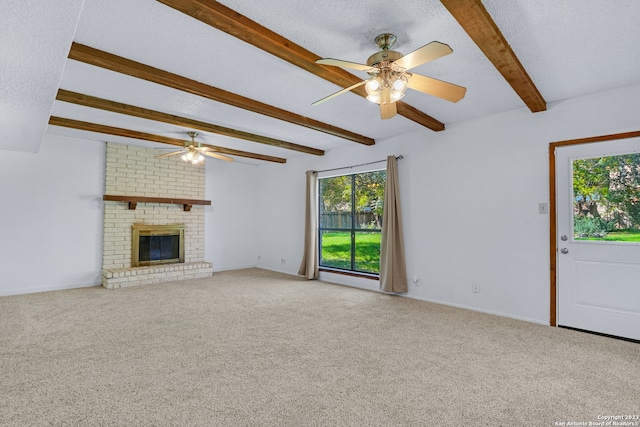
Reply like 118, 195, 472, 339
576, 229, 640, 242
320, 231, 381, 274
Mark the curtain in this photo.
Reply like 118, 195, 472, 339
379, 156, 408, 293
298, 170, 319, 279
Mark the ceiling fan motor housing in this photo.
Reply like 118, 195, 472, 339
367, 50, 403, 68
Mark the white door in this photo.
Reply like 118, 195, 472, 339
556, 138, 640, 341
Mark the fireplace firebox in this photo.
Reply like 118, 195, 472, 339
132, 224, 185, 267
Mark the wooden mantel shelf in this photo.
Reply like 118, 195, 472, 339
103, 195, 211, 212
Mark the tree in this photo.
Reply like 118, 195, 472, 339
319, 171, 385, 213
319, 175, 351, 213
319, 171, 386, 229
572, 157, 610, 218
356, 171, 385, 227
355, 171, 385, 212
606, 153, 640, 227
573, 154, 640, 228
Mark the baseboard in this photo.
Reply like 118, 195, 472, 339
260, 267, 380, 288
0, 282, 100, 297
218, 267, 550, 327
405, 294, 549, 326
314, 274, 549, 326
319, 271, 379, 292
258, 266, 301, 277
212, 263, 258, 272
0, 274, 549, 328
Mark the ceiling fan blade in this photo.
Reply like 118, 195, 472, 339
155, 150, 184, 158
407, 73, 466, 103
316, 58, 372, 71
312, 80, 367, 106
203, 151, 233, 162
393, 41, 453, 71
379, 88, 397, 119
380, 102, 397, 120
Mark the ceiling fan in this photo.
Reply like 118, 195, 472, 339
155, 131, 233, 165
313, 33, 466, 119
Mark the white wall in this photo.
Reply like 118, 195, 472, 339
205, 159, 262, 271
0, 131, 265, 295
255, 82, 640, 325
3, 82, 639, 324
0, 134, 105, 295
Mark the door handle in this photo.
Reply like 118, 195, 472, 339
560, 248, 569, 254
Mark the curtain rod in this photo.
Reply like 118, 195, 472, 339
315, 155, 403, 174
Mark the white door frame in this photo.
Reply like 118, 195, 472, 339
549, 130, 640, 327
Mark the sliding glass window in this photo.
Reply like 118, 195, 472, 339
318, 170, 385, 274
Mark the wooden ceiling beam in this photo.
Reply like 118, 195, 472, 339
68, 43, 374, 146
56, 89, 324, 156
441, 0, 546, 112
48, 116, 287, 164
156, 0, 446, 132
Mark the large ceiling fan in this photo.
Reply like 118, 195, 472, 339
155, 131, 233, 165
313, 33, 466, 119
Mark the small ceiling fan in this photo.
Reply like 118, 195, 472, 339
155, 131, 233, 165
313, 33, 466, 119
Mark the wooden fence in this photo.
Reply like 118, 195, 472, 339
320, 212, 378, 229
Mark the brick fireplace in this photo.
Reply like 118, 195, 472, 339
101, 143, 213, 289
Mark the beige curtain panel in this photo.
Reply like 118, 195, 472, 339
298, 170, 319, 279
379, 156, 408, 293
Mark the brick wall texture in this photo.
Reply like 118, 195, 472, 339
102, 143, 211, 287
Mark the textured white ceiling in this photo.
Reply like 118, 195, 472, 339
3, 0, 640, 162
0, 0, 85, 152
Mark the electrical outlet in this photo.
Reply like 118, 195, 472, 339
281, 258, 286, 264
412, 275, 420, 287
472, 283, 480, 293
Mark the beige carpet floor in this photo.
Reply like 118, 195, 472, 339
1, 268, 638, 426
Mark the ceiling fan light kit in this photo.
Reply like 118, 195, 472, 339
314, 33, 466, 119
155, 131, 233, 165
364, 68, 410, 104
181, 148, 205, 165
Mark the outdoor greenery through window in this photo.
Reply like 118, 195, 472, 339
319, 170, 385, 274
573, 153, 640, 242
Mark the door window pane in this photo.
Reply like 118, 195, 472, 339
573, 153, 640, 242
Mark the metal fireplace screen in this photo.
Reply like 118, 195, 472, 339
132, 224, 185, 267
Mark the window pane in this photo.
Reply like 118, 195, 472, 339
354, 231, 381, 274
318, 170, 385, 275
320, 230, 351, 270
354, 171, 385, 230
319, 176, 352, 230
573, 153, 640, 242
